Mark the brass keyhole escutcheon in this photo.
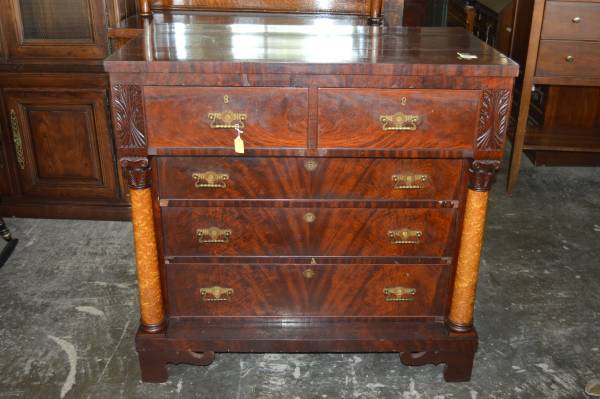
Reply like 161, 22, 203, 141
572, 16, 581, 23
565, 55, 575, 63
304, 159, 318, 172
303, 212, 316, 223
303, 269, 315, 279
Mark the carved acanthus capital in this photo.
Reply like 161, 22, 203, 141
468, 160, 501, 192
121, 157, 151, 189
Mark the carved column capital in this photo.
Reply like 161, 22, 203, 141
468, 160, 501, 192
121, 157, 151, 189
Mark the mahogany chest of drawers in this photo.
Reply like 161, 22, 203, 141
105, 21, 518, 383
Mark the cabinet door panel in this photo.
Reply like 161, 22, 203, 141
1, 0, 108, 60
4, 89, 119, 201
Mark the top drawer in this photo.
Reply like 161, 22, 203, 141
318, 89, 480, 150
542, 1, 600, 41
144, 87, 308, 150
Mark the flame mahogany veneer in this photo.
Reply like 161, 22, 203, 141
105, 20, 518, 383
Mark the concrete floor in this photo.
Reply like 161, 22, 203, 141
0, 154, 599, 399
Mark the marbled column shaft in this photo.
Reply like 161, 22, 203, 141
448, 189, 489, 331
130, 188, 165, 332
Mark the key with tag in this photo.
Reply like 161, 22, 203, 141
234, 125, 245, 154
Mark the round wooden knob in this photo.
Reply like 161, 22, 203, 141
565, 55, 575, 63
572, 16, 581, 23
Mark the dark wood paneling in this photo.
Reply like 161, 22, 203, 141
162, 207, 456, 257
0, 0, 108, 61
167, 263, 449, 317
149, 0, 373, 14
318, 88, 480, 150
4, 89, 120, 201
157, 157, 464, 200
144, 87, 309, 150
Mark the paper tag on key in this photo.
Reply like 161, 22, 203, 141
234, 125, 245, 154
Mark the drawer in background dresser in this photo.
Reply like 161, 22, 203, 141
318, 89, 480, 150
162, 207, 456, 257
536, 40, 600, 78
541, 1, 600, 41
157, 157, 464, 200
144, 87, 308, 149
167, 263, 449, 317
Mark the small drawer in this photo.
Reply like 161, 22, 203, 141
318, 89, 480, 150
157, 157, 464, 200
144, 87, 308, 150
536, 40, 600, 78
162, 207, 456, 257
542, 1, 600, 41
167, 263, 449, 317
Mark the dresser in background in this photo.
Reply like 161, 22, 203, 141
105, 14, 518, 382
508, 0, 600, 191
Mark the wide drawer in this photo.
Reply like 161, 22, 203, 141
157, 157, 464, 200
167, 263, 449, 317
536, 40, 600, 78
144, 87, 308, 149
542, 1, 600, 41
162, 207, 456, 257
318, 89, 480, 150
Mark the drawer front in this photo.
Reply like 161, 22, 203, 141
162, 207, 455, 257
536, 41, 600, 78
157, 157, 464, 200
144, 87, 308, 149
167, 263, 449, 317
318, 89, 480, 150
542, 1, 600, 41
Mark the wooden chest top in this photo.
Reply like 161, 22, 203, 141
104, 23, 518, 77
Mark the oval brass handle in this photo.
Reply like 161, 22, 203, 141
196, 227, 232, 243
572, 16, 581, 23
303, 268, 316, 279
200, 286, 234, 301
9, 110, 25, 170
304, 159, 318, 172
192, 171, 229, 188
565, 55, 575, 63
392, 174, 429, 189
303, 212, 316, 223
384, 286, 416, 302
380, 112, 420, 131
388, 229, 422, 244
208, 111, 247, 129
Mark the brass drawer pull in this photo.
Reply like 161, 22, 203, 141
384, 286, 416, 302
388, 229, 422, 244
572, 16, 581, 23
201, 286, 234, 301
192, 171, 229, 188
10, 110, 25, 170
196, 227, 232, 243
303, 268, 316, 279
392, 174, 429, 189
303, 212, 316, 223
208, 111, 247, 129
380, 112, 419, 131
565, 55, 575, 63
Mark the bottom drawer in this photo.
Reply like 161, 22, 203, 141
167, 263, 450, 317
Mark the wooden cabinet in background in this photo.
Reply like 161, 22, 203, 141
0, 0, 109, 60
0, 0, 138, 220
4, 81, 119, 202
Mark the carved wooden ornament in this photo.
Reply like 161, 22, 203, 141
112, 85, 147, 150
476, 89, 511, 152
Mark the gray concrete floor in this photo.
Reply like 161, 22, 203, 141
0, 154, 599, 399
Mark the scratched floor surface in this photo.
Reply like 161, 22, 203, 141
0, 154, 599, 399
